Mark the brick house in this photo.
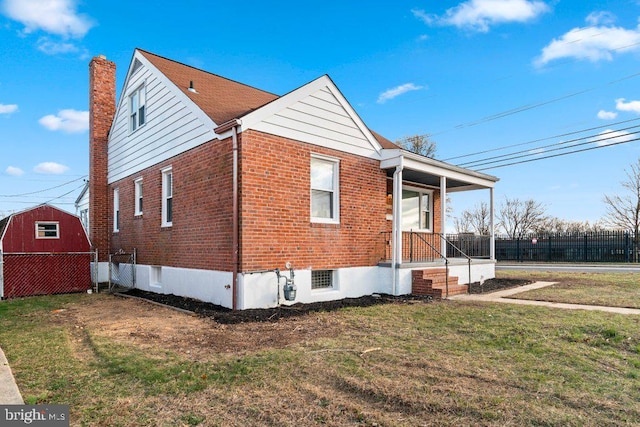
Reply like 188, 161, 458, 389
88, 49, 499, 309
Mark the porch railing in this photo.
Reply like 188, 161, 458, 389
381, 231, 490, 263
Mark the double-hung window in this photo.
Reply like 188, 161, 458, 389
162, 167, 173, 227
113, 188, 120, 232
401, 187, 432, 231
129, 85, 146, 132
134, 177, 143, 216
310, 155, 339, 223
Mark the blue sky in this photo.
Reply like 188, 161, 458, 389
1, 0, 640, 231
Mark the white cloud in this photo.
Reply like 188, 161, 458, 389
585, 11, 616, 26
38, 109, 88, 133
377, 83, 424, 104
5, 166, 24, 176
595, 129, 635, 146
1, 0, 94, 38
413, 0, 550, 33
0, 103, 18, 114
36, 37, 78, 55
33, 162, 69, 175
535, 15, 640, 66
616, 98, 640, 114
597, 110, 618, 120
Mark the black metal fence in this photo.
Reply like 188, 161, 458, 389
495, 231, 639, 263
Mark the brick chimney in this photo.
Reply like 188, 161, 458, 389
89, 55, 116, 262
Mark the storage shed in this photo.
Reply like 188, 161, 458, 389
0, 204, 92, 298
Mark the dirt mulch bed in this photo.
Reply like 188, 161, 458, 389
468, 278, 533, 294
120, 277, 531, 323
122, 289, 434, 324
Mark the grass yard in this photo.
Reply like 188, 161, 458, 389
0, 284, 639, 426
498, 270, 640, 309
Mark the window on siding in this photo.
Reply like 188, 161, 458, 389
129, 85, 146, 132
310, 155, 339, 223
401, 188, 432, 231
134, 177, 143, 216
35, 222, 59, 239
311, 270, 334, 290
162, 167, 173, 227
79, 209, 89, 231
114, 188, 120, 232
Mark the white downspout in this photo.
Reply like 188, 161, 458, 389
391, 159, 403, 295
440, 176, 447, 256
490, 187, 495, 261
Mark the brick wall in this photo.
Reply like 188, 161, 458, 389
89, 56, 116, 262
110, 138, 234, 271
238, 130, 388, 271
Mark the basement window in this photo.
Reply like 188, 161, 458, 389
35, 222, 59, 239
311, 270, 334, 290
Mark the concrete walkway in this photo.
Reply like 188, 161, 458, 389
0, 347, 23, 404
451, 281, 640, 315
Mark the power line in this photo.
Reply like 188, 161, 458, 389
458, 124, 640, 168
0, 176, 87, 197
476, 136, 640, 171
442, 117, 640, 162
43, 182, 87, 205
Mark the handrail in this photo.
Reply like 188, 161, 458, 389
437, 233, 472, 293
411, 231, 450, 298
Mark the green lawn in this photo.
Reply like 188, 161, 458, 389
498, 270, 640, 308
1, 291, 639, 426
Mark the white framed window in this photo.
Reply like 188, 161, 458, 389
310, 155, 339, 223
129, 85, 146, 132
311, 270, 335, 290
402, 186, 433, 231
79, 209, 89, 231
113, 188, 120, 232
35, 222, 59, 239
161, 167, 173, 227
134, 177, 143, 216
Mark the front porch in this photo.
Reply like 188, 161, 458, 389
379, 231, 496, 297
379, 148, 499, 298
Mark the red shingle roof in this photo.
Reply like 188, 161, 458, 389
139, 49, 279, 125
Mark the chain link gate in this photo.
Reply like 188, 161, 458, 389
108, 249, 136, 293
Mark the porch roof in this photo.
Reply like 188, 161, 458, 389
380, 149, 499, 192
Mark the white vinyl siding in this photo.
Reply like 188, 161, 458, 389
251, 86, 379, 158
162, 167, 173, 227
108, 54, 216, 184
311, 155, 339, 223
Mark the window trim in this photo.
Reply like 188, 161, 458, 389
113, 187, 120, 232
35, 221, 59, 239
401, 185, 433, 232
134, 177, 143, 216
310, 154, 340, 224
161, 166, 173, 227
129, 84, 146, 133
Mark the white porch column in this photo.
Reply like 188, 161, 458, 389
440, 176, 447, 256
490, 187, 496, 261
391, 163, 403, 295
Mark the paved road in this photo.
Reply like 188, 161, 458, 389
497, 264, 640, 274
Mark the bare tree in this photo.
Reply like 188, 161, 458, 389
603, 158, 640, 260
533, 217, 607, 234
497, 197, 547, 238
454, 202, 491, 235
396, 134, 437, 158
